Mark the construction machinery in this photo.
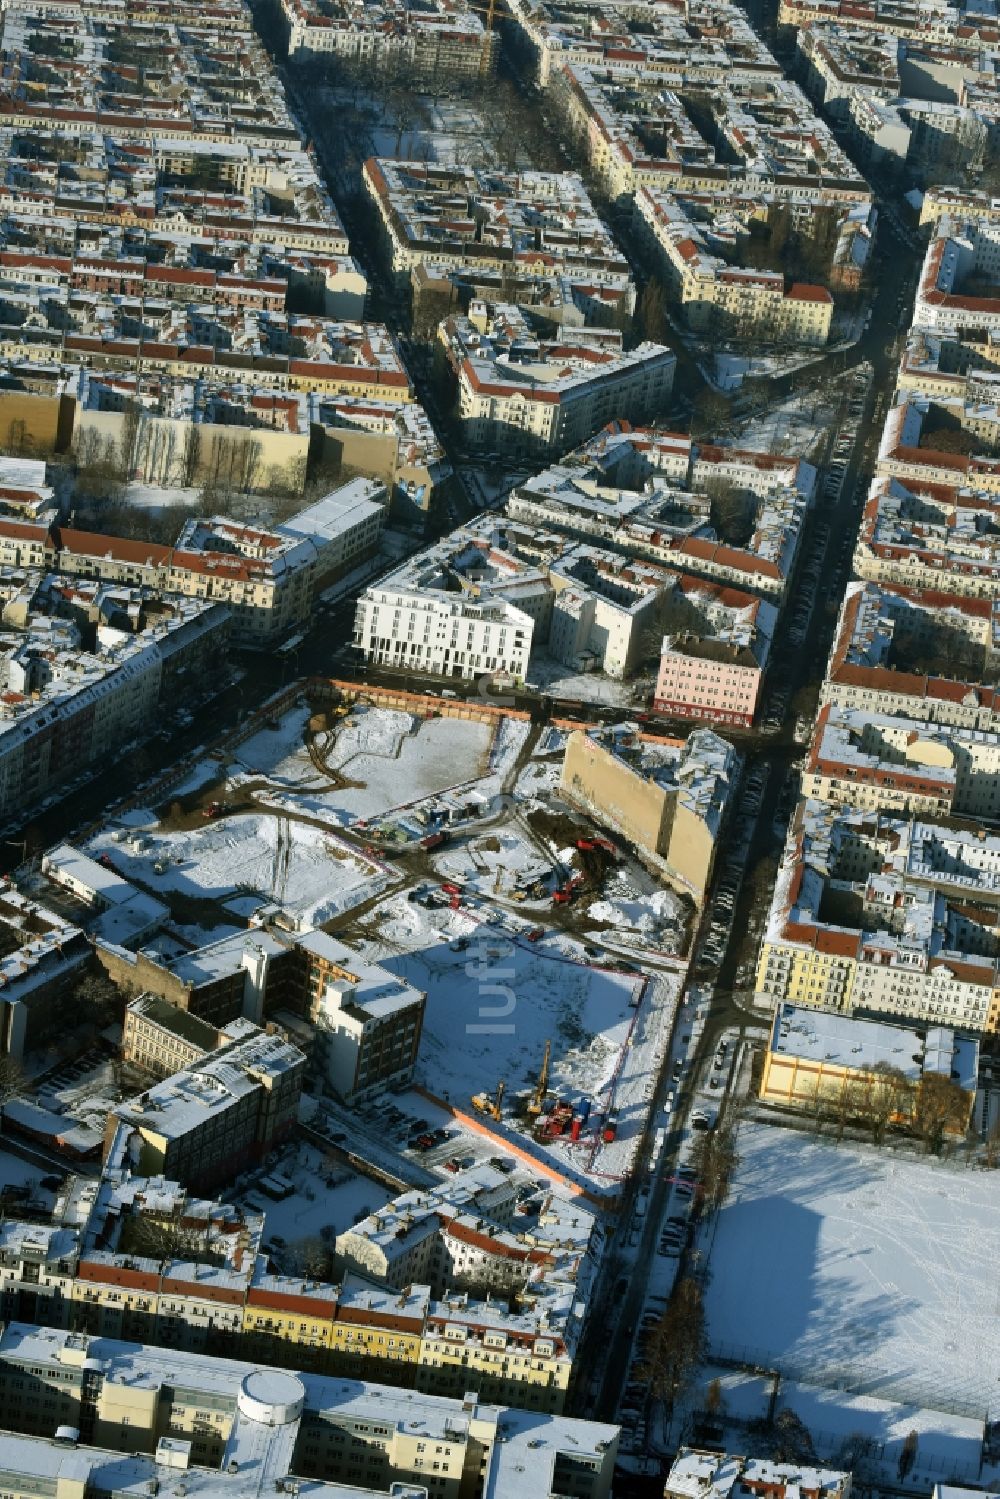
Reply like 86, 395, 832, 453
526, 1040, 551, 1118
471, 1079, 505, 1120
552, 873, 586, 906
534, 1101, 573, 1141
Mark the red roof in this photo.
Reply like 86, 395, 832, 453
786, 282, 833, 303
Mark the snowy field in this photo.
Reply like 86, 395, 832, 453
90, 814, 391, 928
703, 1123, 1000, 1419
233, 705, 496, 826
362, 894, 641, 1104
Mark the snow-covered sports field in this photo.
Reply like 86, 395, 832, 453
703, 1123, 1000, 1418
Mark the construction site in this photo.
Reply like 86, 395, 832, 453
65, 685, 691, 1199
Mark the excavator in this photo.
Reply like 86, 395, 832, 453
471, 1079, 505, 1120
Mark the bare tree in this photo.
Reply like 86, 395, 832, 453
634, 1276, 705, 1408
773, 1407, 816, 1464
181, 424, 203, 487
690, 1120, 739, 1213
703, 1376, 726, 1420
855, 1063, 912, 1145
0, 1054, 26, 1107
912, 1073, 969, 1155
73, 970, 125, 1029
898, 1428, 919, 1480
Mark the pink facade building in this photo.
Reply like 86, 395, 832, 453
653, 581, 776, 727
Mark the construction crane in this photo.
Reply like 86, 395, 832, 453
471, 1079, 505, 1120
467, 0, 497, 29
467, 0, 498, 80
526, 1040, 551, 1118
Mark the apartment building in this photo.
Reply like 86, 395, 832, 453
278, 0, 498, 76
510, 424, 817, 601
294, 930, 425, 1102
914, 217, 1000, 337
0, 573, 230, 823
98, 927, 295, 1031
508, 0, 782, 89
822, 580, 1000, 731
547, 56, 868, 216
754, 799, 1000, 1031
798, 23, 901, 118
105, 1028, 306, 1191
635, 187, 835, 348
0, 1152, 598, 1407
121, 994, 235, 1079
353, 524, 544, 682
761, 1002, 978, 1129
547, 548, 670, 678
311, 393, 452, 524
776, 0, 982, 43
803, 704, 1000, 818
875, 398, 1000, 492
665, 1448, 851, 1499
335, 1167, 603, 1410
439, 303, 675, 460
560, 725, 738, 904
0, 481, 386, 647
0, 1323, 619, 1499
855, 474, 1000, 600
0, 885, 91, 1064
363, 158, 634, 319
654, 580, 777, 727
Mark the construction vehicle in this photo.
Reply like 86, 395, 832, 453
202, 801, 223, 820
526, 1040, 551, 1118
602, 1107, 619, 1144
577, 836, 618, 858
552, 874, 586, 906
534, 1101, 573, 1141
471, 1080, 505, 1120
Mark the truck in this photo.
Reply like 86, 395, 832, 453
602, 1108, 619, 1144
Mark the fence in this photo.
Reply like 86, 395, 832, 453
708, 1338, 991, 1424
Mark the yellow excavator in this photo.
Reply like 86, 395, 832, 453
471, 1079, 505, 1120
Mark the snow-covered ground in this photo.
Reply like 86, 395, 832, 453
353, 889, 682, 1187
586, 868, 687, 955
529, 657, 647, 706
434, 827, 552, 899
233, 1143, 392, 1252
0, 1146, 50, 1191
90, 814, 391, 928
513, 728, 566, 805
233, 705, 496, 827
120, 482, 200, 513
702, 1122, 1000, 1420
777, 1380, 985, 1485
